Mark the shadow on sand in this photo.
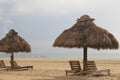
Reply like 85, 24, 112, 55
31, 76, 89, 80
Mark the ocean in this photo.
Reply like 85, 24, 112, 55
0, 52, 120, 59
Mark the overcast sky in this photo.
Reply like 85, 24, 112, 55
0, 0, 120, 58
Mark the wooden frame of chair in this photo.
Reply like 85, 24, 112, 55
65, 61, 82, 76
0, 60, 11, 70
87, 61, 110, 76
65, 60, 110, 76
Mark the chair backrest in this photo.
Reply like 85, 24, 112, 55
87, 61, 97, 71
69, 61, 81, 72
10, 61, 19, 67
0, 60, 6, 68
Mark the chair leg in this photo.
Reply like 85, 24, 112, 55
108, 69, 110, 75
66, 71, 68, 76
31, 66, 33, 69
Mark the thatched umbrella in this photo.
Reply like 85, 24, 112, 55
0, 29, 31, 65
53, 15, 119, 71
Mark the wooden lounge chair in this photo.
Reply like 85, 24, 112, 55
65, 61, 110, 76
65, 61, 90, 76
87, 61, 110, 76
10, 61, 33, 70
87, 61, 97, 71
0, 60, 11, 70
65, 61, 81, 76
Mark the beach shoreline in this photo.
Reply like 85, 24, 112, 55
0, 57, 120, 80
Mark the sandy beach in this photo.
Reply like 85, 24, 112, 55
0, 57, 120, 80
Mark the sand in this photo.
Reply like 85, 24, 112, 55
0, 57, 120, 80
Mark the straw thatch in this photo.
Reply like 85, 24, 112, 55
53, 15, 119, 49
53, 15, 119, 71
0, 29, 31, 63
0, 29, 31, 53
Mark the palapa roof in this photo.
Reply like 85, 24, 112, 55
0, 29, 31, 53
53, 15, 119, 49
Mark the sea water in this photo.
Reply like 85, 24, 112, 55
0, 52, 120, 59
